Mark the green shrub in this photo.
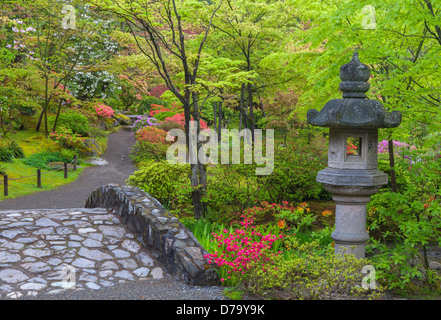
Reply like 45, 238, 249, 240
130, 140, 170, 162
60, 148, 77, 163
204, 164, 260, 216
7, 141, 25, 159
0, 146, 14, 163
258, 138, 328, 203
50, 111, 91, 136
156, 120, 184, 132
126, 160, 191, 210
22, 152, 65, 169
366, 147, 441, 292
132, 96, 169, 114
245, 246, 384, 300
17, 105, 37, 116
0, 140, 25, 163
154, 110, 177, 121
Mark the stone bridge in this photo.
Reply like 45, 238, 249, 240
0, 184, 219, 299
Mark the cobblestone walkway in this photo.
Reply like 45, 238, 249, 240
0, 208, 166, 299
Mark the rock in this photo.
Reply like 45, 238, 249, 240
134, 267, 150, 277
82, 239, 103, 248
20, 283, 47, 291
80, 138, 103, 157
100, 261, 119, 270
1, 229, 25, 239
114, 270, 134, 281
78, 248, 113, 262
0, 269, 29, 283
22, 248, 52, 258
135, 252, 155, 267
36, 218, 60, 227
72, 258, 95, 269
0, 252, 21, 264
118, 259, 138, 270
429, 261, 441, 270
83, 157, 109, 166
113, 113, 132, 126
86, 282, 101, 290
150, 267, 164, 279
121, 240, 141, 253
98, 226, 126, 238
112, 249, 131, 259
21, 262, 51, 273
78, 228, 97, 234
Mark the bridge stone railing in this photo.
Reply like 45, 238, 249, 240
85, 184, 219, 286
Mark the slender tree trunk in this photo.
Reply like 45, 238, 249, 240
52, 80, 67, 132
248, 82, 254, 142
388, 139, 397, 192
239, 83, 247, 131
190, 92, 207, 220
213, 101, 217, 132
36, 109, 44, 132
218, 100, 222, 142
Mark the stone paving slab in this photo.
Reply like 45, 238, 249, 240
0, 208, 166, 299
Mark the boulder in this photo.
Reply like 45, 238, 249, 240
80, 138, 103, 157
113, 113, 132, 126
83, 157, 109, 166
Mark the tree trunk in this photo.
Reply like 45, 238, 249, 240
239, 83, 247, 130
35, 110, 44, 132
52, 81, 67, 132
388, 139, 397, 192
190, 92, 207, 220
213, 101, 217, 132
248, 82, 254, 142
218, 100, 222, 142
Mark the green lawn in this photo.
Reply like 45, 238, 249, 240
0, 160, 86, 200
0, 127, 96, 201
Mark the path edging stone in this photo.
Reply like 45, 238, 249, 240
85, 184, 219, 286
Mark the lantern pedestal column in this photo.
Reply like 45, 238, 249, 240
323, 185, 382, 258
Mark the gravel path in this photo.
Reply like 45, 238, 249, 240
0, 128, 227, 300
0, 128, 137, 210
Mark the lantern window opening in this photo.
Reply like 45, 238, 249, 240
346, 136, 362, 157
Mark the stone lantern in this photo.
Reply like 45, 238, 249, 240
307, 52, 401, 258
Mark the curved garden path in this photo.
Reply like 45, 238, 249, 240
0, 128, 137, 210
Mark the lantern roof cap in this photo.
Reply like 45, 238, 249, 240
307, 52, 401, 128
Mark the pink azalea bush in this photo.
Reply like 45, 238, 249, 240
49, 126, 83, 150
94, 103, 115, 118
164, 113, 208, 130
204, 210, 283, 286
377, 139, 416, 154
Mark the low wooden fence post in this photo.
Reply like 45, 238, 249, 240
37, 169, 41, 188
4, 174, 8, 197
73, 155, 77, 171
64, 163, 68, 179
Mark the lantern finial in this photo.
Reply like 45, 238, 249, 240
339, 52, 371, 98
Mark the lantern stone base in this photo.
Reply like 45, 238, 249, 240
321, 169, 388, 258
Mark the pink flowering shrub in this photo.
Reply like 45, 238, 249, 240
164, 113, 208, 130
94, 103, 115, 118
49, 126, 83, 150
132, 126, 171, 161
204, 210, 284, 286
378, 139, 416, 154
